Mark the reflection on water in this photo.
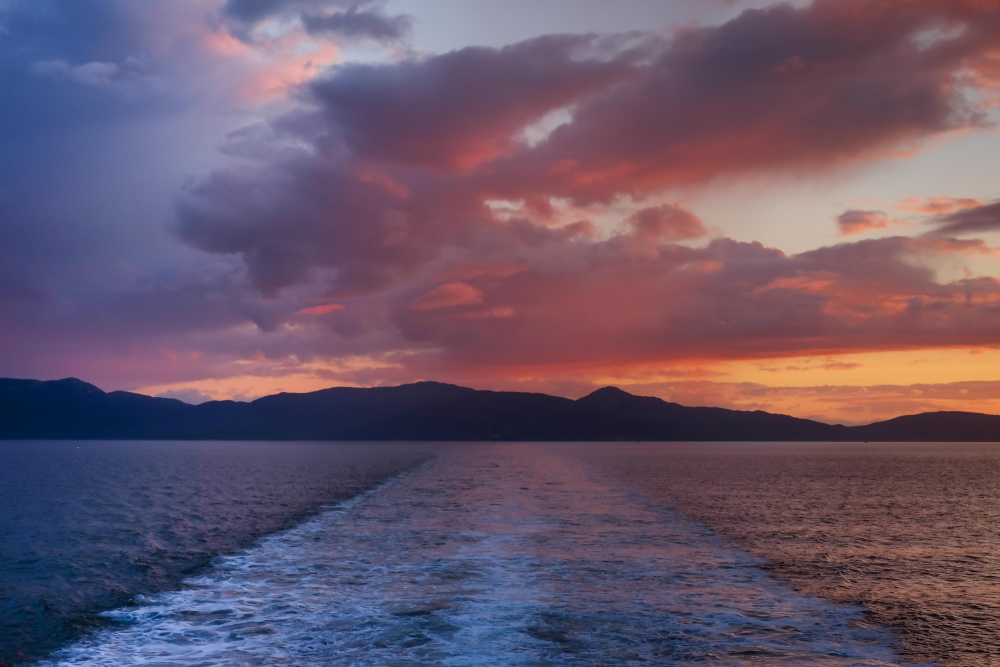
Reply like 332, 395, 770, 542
41, 444, 911, 666
574, 442, 1000, 667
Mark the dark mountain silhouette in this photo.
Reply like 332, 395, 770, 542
576, 386, 848, 441
1, 377, 998, 441
849, 411, 1000, 442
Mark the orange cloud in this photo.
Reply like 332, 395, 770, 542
836, 210, 902, 236
756, 272, 839, 293
298, 303, 344, 315
897, 197, 984, 215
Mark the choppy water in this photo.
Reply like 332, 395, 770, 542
575, 442, 1000, 667
0, 441, 431, 665
6, 441, 998, 666
22, 443, 919, 666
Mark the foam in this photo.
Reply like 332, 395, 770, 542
39, 445, 921, 666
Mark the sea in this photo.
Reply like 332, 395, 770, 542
1, 440, 997, 666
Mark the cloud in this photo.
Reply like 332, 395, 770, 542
621, 204, 708, 258
4, 0, 1000, 416
177, 0, 1000, 302
605, 379, 1000, 425
390, 234, 1000, 370
303, 6, 411, 42
485, 0, 1000, 203
759, 359, 863, 372
627, 204, 707, 241
173, 35, 640, 294
836, 209, 898, 236
0, 0, 358, 391
897, 197, 985, 215
172, 0, 1000, 387
928, 200, 1000, 236
410, 282, 485, 310
221, 0, 411, 44
221, 0, 340, 24
298, 303, 344, 315
29, 55, 167, 100
32, 60, 121, 87
308, 35, 638, 170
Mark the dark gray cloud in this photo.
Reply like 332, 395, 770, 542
930, 201, 1000, 236
222, 0, 343, 23
302, 6, 410, 42
221, 0, 410, 44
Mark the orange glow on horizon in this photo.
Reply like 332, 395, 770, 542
129, 345, 1000, 424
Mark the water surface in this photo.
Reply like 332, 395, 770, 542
575, 442, 1000, 666
34, 443, 909, 666
6, 440, 994, 666
0, 440, 431, 665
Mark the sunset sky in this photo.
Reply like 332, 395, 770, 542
2, 0, 1000, 424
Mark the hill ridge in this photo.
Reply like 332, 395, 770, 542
1, 377, 998, 442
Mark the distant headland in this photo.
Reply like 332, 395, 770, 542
1, 377, 998, 442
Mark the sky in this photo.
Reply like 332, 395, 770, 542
1, 0, 1000, 424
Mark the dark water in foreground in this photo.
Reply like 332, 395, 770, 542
1, 441, 996, 665
575, 442, 1000, 666
0, 441, 432, 665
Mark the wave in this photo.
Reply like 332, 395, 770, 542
38, 444, 918, 666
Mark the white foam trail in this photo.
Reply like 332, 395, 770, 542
39, 445, 926, 666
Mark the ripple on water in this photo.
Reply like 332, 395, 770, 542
41, 445, 923, 666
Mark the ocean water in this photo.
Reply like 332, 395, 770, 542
0, 441, 432, 665
1, 441, 993, 665
572, 442, 1000, 667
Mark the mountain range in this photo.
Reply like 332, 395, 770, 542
0, 377, 998, 442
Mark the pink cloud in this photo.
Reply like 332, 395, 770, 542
483, 0, 1000, 204
410, 282, 485, 310
24, 0, 995, 407
298, 303, 344, 315
897, 197, 984, 215
177, 0, 1000, 300
628, 204, 707, 241
836, 209, 899, 236
385, 234, 1000, 372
